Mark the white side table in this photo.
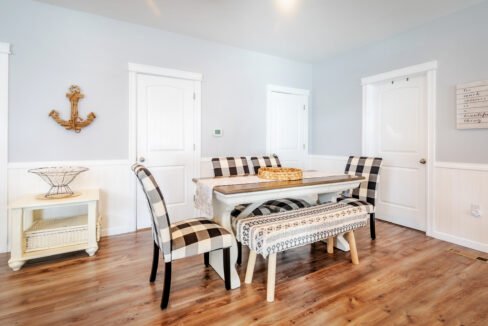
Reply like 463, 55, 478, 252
8, 189, 101, 271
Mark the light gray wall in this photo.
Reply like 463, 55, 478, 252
0, 0, 312, 162
311, 1, 488, 164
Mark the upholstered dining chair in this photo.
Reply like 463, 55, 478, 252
211, 156, 311, 264
132, 164, 233, 309
336, 156, 383, 240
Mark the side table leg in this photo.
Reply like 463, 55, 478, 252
8, 260, 26, 271
86, 201, 99, 257
8, 208, 25, 271
85, 247, 98, 256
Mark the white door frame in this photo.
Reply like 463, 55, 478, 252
361, 61, 437, 236
266, 84, 310, 156
0, 42, 11, 253
128, 63, 202, 228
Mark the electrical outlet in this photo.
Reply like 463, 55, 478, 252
471, 204, 482, 218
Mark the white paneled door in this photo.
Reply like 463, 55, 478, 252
136, 74, 198, 229
267, 87, 309, 168
373, 75, 427, 230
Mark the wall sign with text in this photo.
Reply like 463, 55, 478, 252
457, 80, 488, 129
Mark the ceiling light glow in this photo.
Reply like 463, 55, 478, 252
274, 0, 299, 15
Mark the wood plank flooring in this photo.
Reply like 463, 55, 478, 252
0, 221, 487, 325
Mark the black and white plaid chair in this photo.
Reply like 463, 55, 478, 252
337, 156, 383, 240
250, 155, 281, 174
211, 156, 250, 177
132, 164, 233, 309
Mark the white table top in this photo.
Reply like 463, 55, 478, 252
9, 189, 100, 209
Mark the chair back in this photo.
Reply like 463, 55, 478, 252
250, 155, 281, 174
344, 156, 383, 206
132, 164, 172, 261
211, 157, 250, 177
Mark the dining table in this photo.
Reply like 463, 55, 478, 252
193, 172, 365, 289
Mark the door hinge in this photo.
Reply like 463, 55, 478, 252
303, 105, 306, 111
193, 93, 196, 100
193, 144, 196, 151
303, 144, 306, 149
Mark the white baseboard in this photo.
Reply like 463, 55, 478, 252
430, 230, 488, 253
101, 224, 135, 237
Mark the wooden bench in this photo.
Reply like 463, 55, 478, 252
236, 202, 369, 302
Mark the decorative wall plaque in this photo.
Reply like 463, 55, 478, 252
49, 85, 96, 133
456, 80, 488, 129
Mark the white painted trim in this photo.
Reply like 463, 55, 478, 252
426, 68, 437, 237
8, 160, 129, 169
267, 84, 310, 96
128, 63, 202, 81
431, 230, 488, 253
435, 161, 488, 171
128, 63, 202, 225
362, 61, 438, 236
361, 61, 438, 85
266, 84, 310, 160
0, 43, 11, 54
0, 42, 10, 253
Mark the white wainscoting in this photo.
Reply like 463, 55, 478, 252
4, 157, 486, 254
5, 160, 135, 252
433, 162, 488, 252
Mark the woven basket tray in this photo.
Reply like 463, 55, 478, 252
258, 167, 303, 181
24, 215, 101, 252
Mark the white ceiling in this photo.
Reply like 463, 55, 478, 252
37, 0, 485, 63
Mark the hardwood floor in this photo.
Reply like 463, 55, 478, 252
0, 221, 487, 325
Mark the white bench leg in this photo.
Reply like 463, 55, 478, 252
267, 253, 277, 302
245, 250, 257, 284
346, 231, 359, 265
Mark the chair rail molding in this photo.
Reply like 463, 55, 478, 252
0, 42, 11, 253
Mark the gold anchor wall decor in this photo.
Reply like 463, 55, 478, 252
49, 85, 96, 133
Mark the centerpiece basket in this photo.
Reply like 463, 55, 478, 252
257, 167, 303, 181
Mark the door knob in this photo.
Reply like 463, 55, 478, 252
139, 157, 146, 163
419, 158, 426, 164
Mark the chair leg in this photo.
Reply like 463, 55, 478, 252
245, 250, 257, 284
223, 248, 231, 290
346, 231, 359, 265
327, 237, 334, 254
237, 241, 242, 265
370, 213, 376, 240
204, 252, 209, 267
150, 242, 159, 283
267, 253, 277, 302
160, 262, 172, 309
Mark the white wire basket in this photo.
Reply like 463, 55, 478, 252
28, 166, 89, 199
